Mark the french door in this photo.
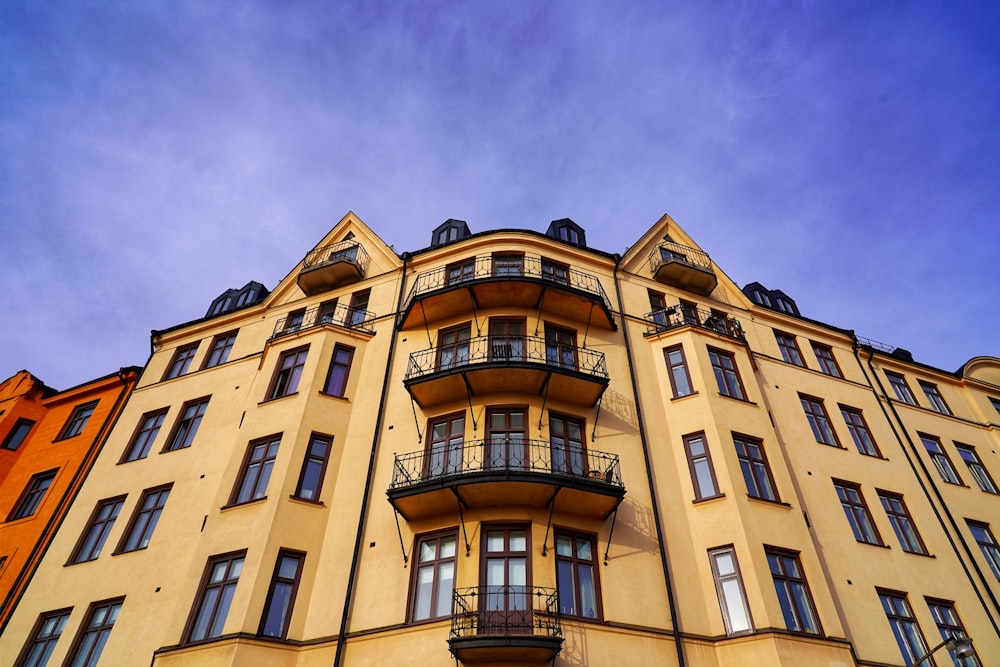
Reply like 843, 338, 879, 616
426, 413, 464, 477
480, 527, 531, 634
489, 318, 525, 362
549, 414, 586, 476
437, 324, 471, 370
545, 325, 577, 370
486, 408, 527, 470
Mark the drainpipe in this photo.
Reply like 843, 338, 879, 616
612, 255, 687, 667
851, 339, 1000, 634
334, 252, 409, 667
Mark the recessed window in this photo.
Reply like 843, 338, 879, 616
185, 552, 245, 642
293, 435, 332, 501
555, 531, 602, 620
684, 432, 721, 500
163, 398, 209, 452
203, 332, 237, 369
799, 395, 840, 447
164, 343, 199, 381
766, 548, 820, 634
409, 531, 457, 623
708, 546, 752, 634
833, 481, 881, 545
734, 435, 778, 502
878, 590, 930, 665
955, 443, 998, 493
259, 550, 305, 639
8, 469, 57, 521
664, 345, 694, 398
69, 496, 126, 564
967, 520, 1000, 579
2, 418, 35, 450
231, 436, 281, 505
886, 372, 916, 405
267, 347, 309, 400
925, 598, 980, 666
839, 406, 881, 457
64, 598, 123, 666
878, 491, 927, 555
811, 343, 841, 378
774, 331, 804, 366
709, 348, 746, 400
920, 434, 962, 485
117, 485, 171, 553
58, 401, 98, 440
122, 409, 168, 462
918, 381, 952, 415
323, 345, 355, 397
14, 608, 71, 667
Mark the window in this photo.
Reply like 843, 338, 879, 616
544, 324, 577, 370
766, 548, 820, 634
810, 342, 841, 378
878, 590, 929, 666
878, 491, 927, 554
833, 481, 881, 545
486, 408, 527, 470
920, 434, 962, 485
8, 469, 57, 520
347, 288, 370, 327
69, 497, 126, 564
323, 345, 354, 397
549, 413, 586, 476
446, 258, 475, 285
840, 406, 882, 457
734, 435, 778, 502
919, 380, 952, 415
664, 345, 694, 398
117, 485, 171, 553
684, 433, 721, 500
409, 531, 457, 622
163, 398, 209, 452
956, 443, 998, 493
3, 418, 35, 450
541, 258, 570, 285
203, 332, 237, 369
555, 531, 601, 620
775, 331, 804, 366
186, 552, 246, 642
489, 318, 526, 362
267, 347, 308, 400
259, 550, 304, 638
480, 526, 531, 633
886, 372, 917, 405
437, 324, 471, 370
231, 436, 280, 504
317, 299, 338, 324
121, 409, 168, 462
426, 413, 465, 477
800, 395, 840, 447
967, 520, 1000, 579
990, 397, 1000, 417
58, 401, 98, 440
14, 608, 71, 667
648, 290, 669, 327
926, 599, 980, 667
293, 435, 331, 501
64, 598, 123, 667
492, 253, 524, 276
164, 343, 199, 380
708, 546, 752, 634
709, 348, 746, 400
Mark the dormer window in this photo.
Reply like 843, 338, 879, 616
546, 218, 586, 247
431, 219, 471, 248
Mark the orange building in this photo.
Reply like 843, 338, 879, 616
0, 367, 140, 629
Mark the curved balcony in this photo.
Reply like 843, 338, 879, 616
297, 239, 370, 295
403, 335, 609, 409
399, 254, 616, 331
387, 439, 624, 520
648, 241, 717, 295
449, 586, 562, 665
270, 302, 376, 339
644, 305, 743, 340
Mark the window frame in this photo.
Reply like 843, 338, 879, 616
292, 434, 332, 502
63, 597, 124, 667
683, 432, 722, 501
163, 343, 199, 381
708, 545, 753, 635
918, 380, 952, 415
347, 288, 371, 327
162, 397, 209, 453
7, 469, 58, 521
734, 434, 779, 502
990, 397, 1000, 417
663, 345, 694, 398
833, 480, 882, 546
765, 547, 821, 634
3, 418, 35, 450
810, 342, 842, 378
183, 550, 247, 644
709, 347, 747, 401
115, 484, 172, 554
120, 408, 168, 462
56, 401, 98, 441
407, 529, 459, 624
13, 607, 72, 667
68, 496, 126, 564
266, 346, 309, 401
230, 436, 281, 506
202, 331, 237, 369
799, 394, 842, 447
955, 443, 998, 493
322, 344, 355, 398
919, 433, 963, 485
839, 405, 882, 457
925, 598, 981, 667
554, 529, 603, 621
877, 589, 929, 667
258, 549, 305, 639
967, 520, 1000, 579
886, 371, 917, 405
877, 490, 928, 555
774, 331, 805, 367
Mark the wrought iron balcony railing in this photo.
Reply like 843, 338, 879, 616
389, 439, 623, 490
647, 240, 713, 273
302, 239, 370, 275
450, 586, 561, 640
404, 335, 608, 382
644, 305, 744, 340
271, 302, 376, 339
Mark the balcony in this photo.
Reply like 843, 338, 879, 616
387, 439, 624, 520
399, 254, 616, 331
297, 240, 370, 295
403, 335, 609, 409
648, 241, 717, 295
270, 302, 376, 339
644, 305, 744, 340
449, 586, 562, 665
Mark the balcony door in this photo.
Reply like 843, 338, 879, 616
545, 324, 577, 370
489, 318, 525, 362
446, 259, 475, 286
480, 527, 531, 635
550, 414, 586, 476
541, 259, 570, 286
486, 408, 527, 470
426, 413, 465, 477
437, 324, 471, 371
492, 253, 524, 277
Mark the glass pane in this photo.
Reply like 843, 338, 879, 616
556, 536, 573, 557
414, 566, 434, 620
576, 540, 592, 561
557, 560, 576, 615
510, 412, 524, 428
509, 558, 527, 586
435, 562, 454, 617
230, 557, 244, 578
440, 536, 457, 559
486, 532, 505, 552
721, 579, 750, 631
419, 541, 437, 562
278, 555, 299, 579
687, 437, 705, 456
714, 552, 735, 576
694, 459, 717, 496
578, 565, 597, 618
486, 559, 505, 586
262, 582, 292, 636
509, 531, 527, 552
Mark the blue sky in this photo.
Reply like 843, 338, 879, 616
2, 1, 999, 389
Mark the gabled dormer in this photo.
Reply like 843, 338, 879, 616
205, 281, 269, 318
431, 219, 472, 248
545, 218, 587, 247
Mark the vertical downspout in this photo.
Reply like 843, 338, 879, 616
612, 256, 687, 667
334, 252, 409, 667
852, 340, 1000, 634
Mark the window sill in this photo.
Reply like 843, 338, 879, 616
855, 541, 890, 549
318, 391, 349, 402
817, 442, 849, 451
288, 495, 325, 507
716, 393, 757, 406
159, 444, 193, 455
901, 550, 935, 559
692, 494, 726, 505
670, 391, 699, 402
259, 392, 299, 406
111, 547, 147, 557
745, 496, 792, 509
221, 497, 268, 511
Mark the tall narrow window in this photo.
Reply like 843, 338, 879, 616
766, 548, 820, 634
967, 520, 1000, 579
955, 444, 998, 493
489, 318, 525, 362
555, 531, 601, 620
926, 599, 980, 667
163, 398, 209, 452
2, 418, 35, 450
58, 401, 98, 440
426, 413, 465, 478
709, 348, 746, 400
840, 406, 881, 457
231, 436, 281, 504
164, 343, 199, 380
918, 381, 952, 415
648, 290, 669, 327
317, 299, 338, 324
323, 345, 354, 397
486, 408, 527, 470
800, 395, 841, 447
544, 324, 577, 371
480, 526, 531, 634
8, 469, 57, 521
664, 345, 694, 398
833, 481, 882, 545
878, 590, 929, 666
65, 598, 124, 667
878, 491, 927, 555
14, 608, 71, 667
437, 324, 471, 371
259, 550, 305, 639
811, 342, 841, 378
203, 332, 237, 369
409, 531, 458, 622
69, 497, 126, 564
186, 552, 246, 643
886, 372, 917, 405
283, 309, 306, 333
684, 433, 721, 500
268, 347, 309, 400
920, 434, 962, 485
348, 289, 370, 327
549, 414, 586, 476
117, 485, 171, 553
122, 409, 168, 462
293, 435, 331, 501
708, 546, 752, 634
775, 332, 804, 366
734, 435, 778, 502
